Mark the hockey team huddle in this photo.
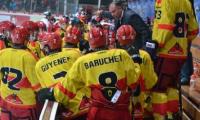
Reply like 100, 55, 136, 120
0, 0, 199, 120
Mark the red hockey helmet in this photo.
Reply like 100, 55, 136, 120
89, 26, 106, 49
116, 25, 136, 46
36, 21, 46, 31
40, 32, 61, 50
65, 26, 81, 44
0, 21, 16, 37
37, 32, 47, 41
11, 27, 29, 45
21, 21, 38, 32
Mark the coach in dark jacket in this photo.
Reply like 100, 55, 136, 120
105, 1, 151, 49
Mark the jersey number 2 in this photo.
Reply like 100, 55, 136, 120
1, 67, 22, 91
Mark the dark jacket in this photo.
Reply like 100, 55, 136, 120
102, 9, 151, 49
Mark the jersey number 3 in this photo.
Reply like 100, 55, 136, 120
1, 67, 22, 91
99, 72, 117, 101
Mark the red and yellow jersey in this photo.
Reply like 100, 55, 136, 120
132, 50, 158, 111
139, 50, 157, 91
153, 0, 199, 59
27, 41, 42, 58
54, 49, 141, 111
0, 48, 41, 108
35, 48, 81, 88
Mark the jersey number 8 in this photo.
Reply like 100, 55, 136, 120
174, 12, 187, 38
99, 72, 117, 101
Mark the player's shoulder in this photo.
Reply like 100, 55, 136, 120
22, 49, 39, 61
0, 48, 11, 54
77, 49, 128, 62
139, 49, 149, 56
62, 48, 81, 56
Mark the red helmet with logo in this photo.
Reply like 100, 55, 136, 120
116, 25, 136, 46
21, 21, 38, 32
89, 26, 106, 49
40, 32, 61, 50
0, 21, 15, 35
65, 26, 81, 44
11, 27, 29, 45
36, 21, 46, 31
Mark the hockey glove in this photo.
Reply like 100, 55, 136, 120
133, 85, 141, 96
145, 40, 158, 62
37, 88, 55, 103
127, 46, 142, 64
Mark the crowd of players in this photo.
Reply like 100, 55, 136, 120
0, 0, 199, 120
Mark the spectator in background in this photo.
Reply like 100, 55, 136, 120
128, 0, 155, 22
9, 0, 17, 11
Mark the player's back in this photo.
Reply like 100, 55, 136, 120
35, 48, 81, 88
72, 49, 140, 102
0, 48, 40, 107
61, 48, 141, 120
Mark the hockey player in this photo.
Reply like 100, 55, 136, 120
37, 26, 141, 120
36, 27, 90, 119
63, 26, 81, 51
0, 27, 41, 120
116, 25, 157, 119
0, 21, 16, 49
35, 31, 81, 88
21, 21, 42, 58
54, 16, 70, 38
145, 0, 199, 119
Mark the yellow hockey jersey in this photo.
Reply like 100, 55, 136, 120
139, 50, 157, 91
54, 49, 141, 110
35, 48, 81, 88
153, 0, 199, 59
0, 48, 41, 108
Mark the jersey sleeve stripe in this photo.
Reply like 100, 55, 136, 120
187, 29, 199, 36
158, 24, 175, 31
32, 83, 41, 91
56, 82, 76, 99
